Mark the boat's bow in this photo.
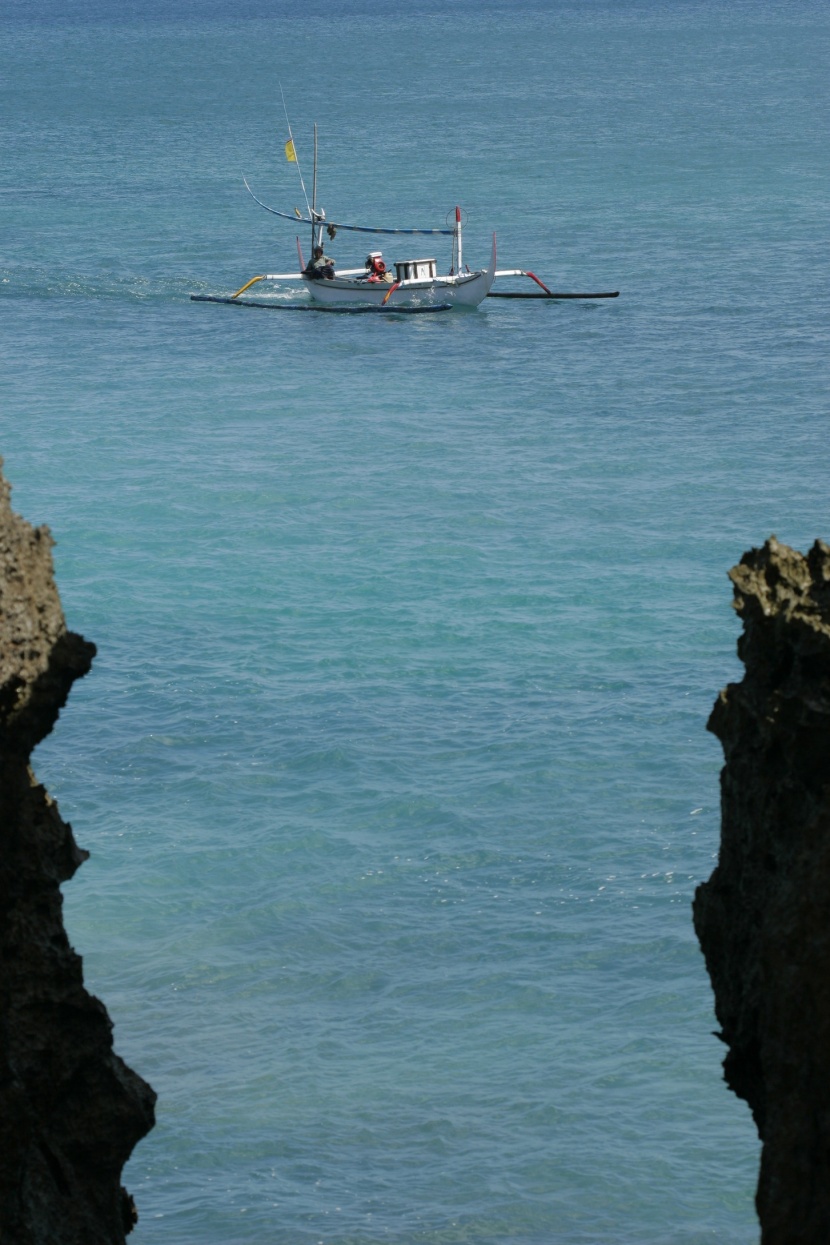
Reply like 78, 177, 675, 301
481, 232, 498, 295
440, 233, 496, 307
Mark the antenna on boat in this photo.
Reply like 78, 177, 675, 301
278, 82, 312, 221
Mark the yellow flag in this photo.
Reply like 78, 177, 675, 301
284, 138, 297, 163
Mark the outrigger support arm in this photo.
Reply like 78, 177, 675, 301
231, 275, 266, 298
493, 268, 554, 295
231, 272, 308, 297
490, 269, 620, 298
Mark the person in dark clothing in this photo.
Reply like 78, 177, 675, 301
305, 245, 335, 279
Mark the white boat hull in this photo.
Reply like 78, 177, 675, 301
301, 236, 497, 309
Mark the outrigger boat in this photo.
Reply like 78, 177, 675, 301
230, 194, 498, 310
191, 119, 618, 314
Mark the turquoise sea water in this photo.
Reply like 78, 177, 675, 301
3, 2, 829, 1242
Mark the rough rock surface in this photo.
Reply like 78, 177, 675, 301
0, 461, 155, 1244
694, 536, 830, 1244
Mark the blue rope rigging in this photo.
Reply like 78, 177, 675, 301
243, 179, 455, 236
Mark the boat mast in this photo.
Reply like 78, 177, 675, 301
311, 123, 319, 257
455, 206, 462, 273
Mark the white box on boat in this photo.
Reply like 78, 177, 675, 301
394, 258, 437, 281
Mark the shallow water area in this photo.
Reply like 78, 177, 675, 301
2, 0, 829, 1242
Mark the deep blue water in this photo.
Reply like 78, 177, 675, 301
2, 2, 829, 1242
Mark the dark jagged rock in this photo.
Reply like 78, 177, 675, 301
694, 536, 830, 1244
0, 461, 155, 1244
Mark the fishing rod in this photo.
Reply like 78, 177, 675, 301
278, 81, 312, 226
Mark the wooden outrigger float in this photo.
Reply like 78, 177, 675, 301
191, 113, 618, 313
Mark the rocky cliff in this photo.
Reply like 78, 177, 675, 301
0, 461, 155, 1243
694, 537, 830, 1244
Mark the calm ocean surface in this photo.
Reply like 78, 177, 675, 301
2, 1, 828, 1241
